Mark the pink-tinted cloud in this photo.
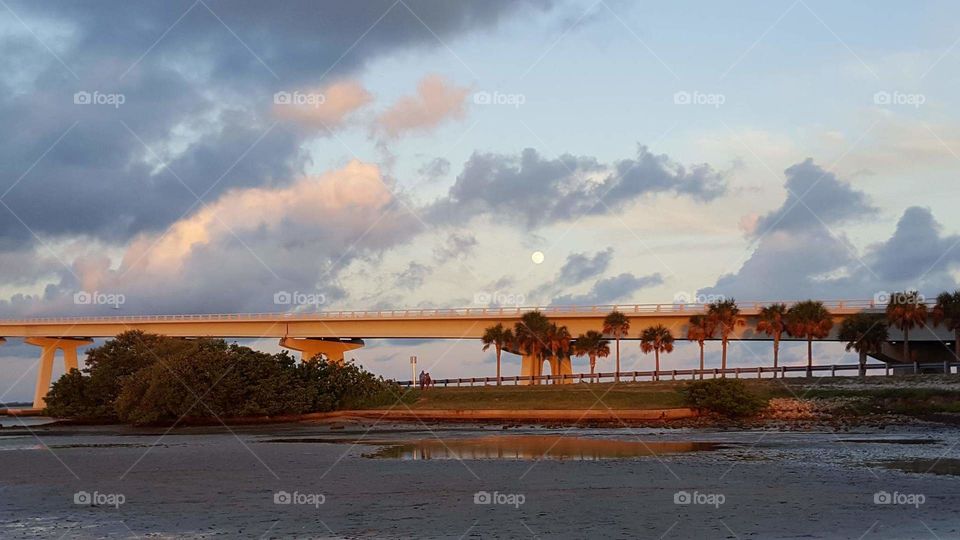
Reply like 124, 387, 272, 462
272, 80, 373, 130
375, 75, 469, 138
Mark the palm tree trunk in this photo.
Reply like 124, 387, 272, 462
590, 354, 596, 383
721, 338, 728, 376
859, 351, 867, 377
699, 342, 704, 380
655, 350, 660, 381
904, 327, 910, 363
806, 337, 813, 376
496, 347, 502, 386
773, 337, 780, 379
615, 338, 621, 383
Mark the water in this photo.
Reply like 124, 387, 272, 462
0, 416, 55, 428
362, 435, 725, 460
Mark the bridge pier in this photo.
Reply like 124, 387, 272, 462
519, 354, 573, 385
24, 337, 94, 409
279, 337, 363, 363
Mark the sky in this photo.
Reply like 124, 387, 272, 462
2, 0, 960, 400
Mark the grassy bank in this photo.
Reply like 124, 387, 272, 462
391, 376, 960, 419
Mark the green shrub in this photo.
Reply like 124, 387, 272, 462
45, 331, 400, 425
681, 379, 768, 418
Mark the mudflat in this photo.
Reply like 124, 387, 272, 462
1, 421, 958, 538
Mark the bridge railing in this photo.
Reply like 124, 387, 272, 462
0, 299, 904, 324
396, 361, 959, 387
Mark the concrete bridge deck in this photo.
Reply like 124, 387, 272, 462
0, 300, 953, 409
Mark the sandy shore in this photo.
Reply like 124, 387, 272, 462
1, 421, 959, 538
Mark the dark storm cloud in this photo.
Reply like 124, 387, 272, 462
0, 0, 553, 247
428, 146, 726, 228
751, 158, 875, 237
551, 272, 663, 305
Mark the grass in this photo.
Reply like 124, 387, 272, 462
391, 382, 690, 410
382, 376, 960, 416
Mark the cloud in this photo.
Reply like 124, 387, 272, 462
556, 248, 613, 285
552, 272, 664, 305
374, 75, 470, 138
0, 1, 550, 250
428, 146, 726, 229
865, 206, 960, 285
272, 80, 372, 130
394, 262, 432, 290
700, 159, 960, 300
418, 157, 451, 183
433, 232, 478, 263
0, 160, 421, 316
752, 158, 875, 237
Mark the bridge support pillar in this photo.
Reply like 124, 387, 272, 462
520, 354, 537, 385
556, 356, 573, 384
25, 337, 94, 409
279, 337, 363, 363
519, 355, 573, 385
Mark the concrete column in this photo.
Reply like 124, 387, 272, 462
25, 337, 94, 409
557, 356, 573, 384
279, 337, 363, 363
520, 354, 537, 385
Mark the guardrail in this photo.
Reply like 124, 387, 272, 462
0, 299, 902, 325
397, 361, 959, 387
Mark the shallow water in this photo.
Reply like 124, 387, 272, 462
1, 424, 959, 538
877, 457, 960, 476
362, 435, 726, 460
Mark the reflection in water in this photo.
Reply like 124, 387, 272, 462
365, 435, 723, 460
877, 458, 960, 477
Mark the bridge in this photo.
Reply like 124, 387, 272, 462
0, 300, 953, 408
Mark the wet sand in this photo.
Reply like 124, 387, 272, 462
1, 422, 959, 538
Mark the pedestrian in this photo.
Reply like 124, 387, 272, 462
419, 370, 426, 390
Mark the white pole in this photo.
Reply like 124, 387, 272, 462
410, 355, 417, 387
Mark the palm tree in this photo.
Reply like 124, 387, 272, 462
756, 303, 788, 377
686, 314, 714, 380
640, 324, 674, 381
603, 310, 630, 382
514, 311, 551, 383
786, 300, 834, 376
573, 330, 610, 382
545, 323, 572, 384
481, 323, 514, 386
838, 313, 889, 376
932, 290, 960, 362
706, 299, 744, 374
885, 291, 927, 364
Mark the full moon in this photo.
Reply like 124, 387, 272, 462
531, 251, 545, 264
